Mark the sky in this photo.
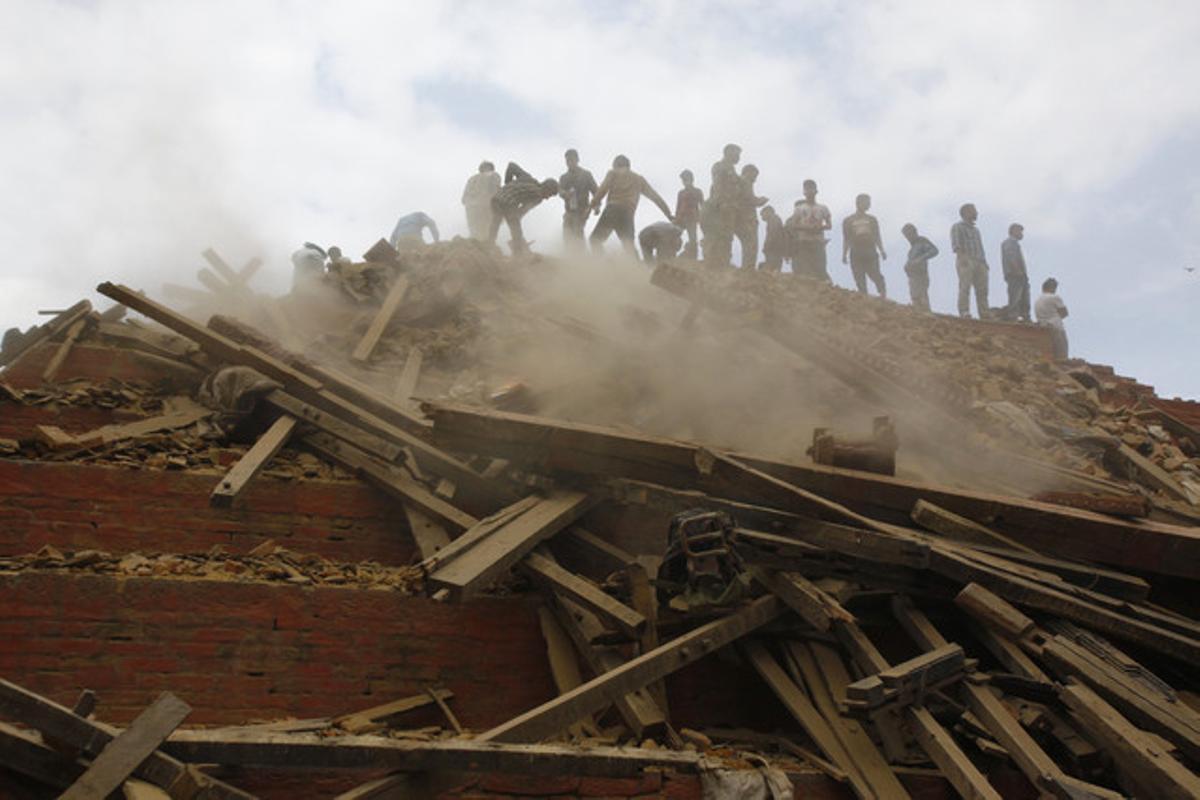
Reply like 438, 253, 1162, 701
1, 0, 1198, 398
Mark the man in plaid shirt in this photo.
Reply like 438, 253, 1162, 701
489, 162, 559, 255
950, 203, 989, 318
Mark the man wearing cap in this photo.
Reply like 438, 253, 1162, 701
489, 162, 560, 256
589, 155, 674, 256
559, 148, 598, 251
1001, 223, 1031, 322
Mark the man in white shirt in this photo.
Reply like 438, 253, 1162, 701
1034, 277, 1069, 360
461, 161, 501, 241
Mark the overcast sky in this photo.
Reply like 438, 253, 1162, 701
2, 0, 1198, 398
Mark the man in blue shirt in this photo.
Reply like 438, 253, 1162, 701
950, 203, 988, 318
389, 212, 440, 249
1001, 223, 1031, 322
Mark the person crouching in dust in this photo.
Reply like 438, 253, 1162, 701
488, 162, 559, 256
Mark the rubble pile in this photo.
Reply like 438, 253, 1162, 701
0, 246, 1198, 798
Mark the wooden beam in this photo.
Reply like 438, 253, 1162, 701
402, 505, 451, 560
334, 773, 419, 800
548, 596, 665, 739
911, 499, 1037, 554
210, 415, 298, 508
352, 276, 410, 363
422, 402, 1200, 579
41, 317, 89, 383
845, 644, 965, 711
1111, 443, 1194, 505
522, 551, 645, 638
0, 299, 91, 369
427, 491, 596, 601
0, 680, 254, 799
536, 606, 598, 739
266, 391, 403, 462
394, 347, 423, 406
0, 722, 83, 789
60, 693, 192, 800
1060, 679, 1200, 799
161, 730, 701, 776
751, 567, 854, 632
479, 596, 782, 743
741, 640, 875, 800
891, 599, 1122, 800
96, 283, 509, 510
333, 690, 453, 735
955, 583, 1036, 639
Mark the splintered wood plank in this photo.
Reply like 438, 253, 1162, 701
0, 299, 91, 369
333, 690, 453, 735
210, 415, 299, 508
419, 495, 540, 573
402, 504, 452, 560
911, 499, 1037, 554
352, 276, 410, 363
428, 491, 596, 601
740, 640, 874, 800
479, 596, 782, 743
202, 248, 240, 285
523, 551, 645, 638
60, 693, 192, 800
1060, 680, 1200, 800
41, 317, 89, 383
536, 606, 597, 739
394, 347, 423, 406
0, 721, 84, 789
549, 596, 664, 739
753, 567, 854, 632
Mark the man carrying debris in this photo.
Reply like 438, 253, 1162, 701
950, 203, 989, 318
638, 221, 684, 263
388, 212, 440, 249
701, 144, 742, 267
461, 161, 501, 241
489, 162, 559, 256
1001, 223, 1031, 322
1034, 277, 1070, 359
787, 180, 832, 281
588, 155, 674, 256
760, 205, 787, 272
734, 165, 768, 270
842, 193, 887, 297
559, 149, 598, 251
900, 223, 938, 312
675, 169, 704, 259
290, 242, 326, 292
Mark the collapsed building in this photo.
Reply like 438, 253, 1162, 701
1, 239, 1198, 799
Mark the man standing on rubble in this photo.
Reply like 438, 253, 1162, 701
950, 203, 989, 318
1001, 223, 1031, 322
788, 180, 832, 281
588, 155, 674, 256
901, 224, 938, 312
389, 212, 440, 249
489, 162, 559, 256
462, 162, 501, 241
1034, 277, 1070, 360
559, 149, 598, 251
734, 165, 768, 270
702, 144, 743, 267
675, 170, 704, 259
760, 205, 787, 272
842, 194, 887, 297
290, 242, 326, 292
638, 221, 684, 263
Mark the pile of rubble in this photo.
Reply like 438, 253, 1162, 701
0, 244, 1199, 798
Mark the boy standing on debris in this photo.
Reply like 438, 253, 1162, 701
950, 203, 989, 318
489, 162, 559, 256
842, 193, 887, 297
675, 170, 704, 259
901, 224, 938, 312
588, 155, 674, 256
559, 149, 598, 251
1001, 223, 1031, 322
1034, 277, 1070, 360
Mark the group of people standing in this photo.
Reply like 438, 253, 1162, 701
454, 144, 1072, 358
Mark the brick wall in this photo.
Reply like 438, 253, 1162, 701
0, 571, 556, 729
0, 460, 414, 565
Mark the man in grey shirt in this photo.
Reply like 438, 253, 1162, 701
900, 224, 938, 312
1001, 223, 1030, 322
559, 148, 598, 251
950, 203, 988, 318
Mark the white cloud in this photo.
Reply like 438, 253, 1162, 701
1, 0, 1198, 394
